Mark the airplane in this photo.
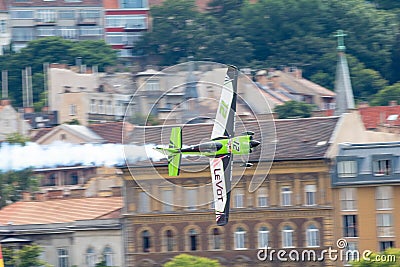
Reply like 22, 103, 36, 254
155, 65, 260, 226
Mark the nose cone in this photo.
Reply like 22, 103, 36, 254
250, 140, 260, 148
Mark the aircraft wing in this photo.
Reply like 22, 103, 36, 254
211, 65, 238, 139
210, 155, 232, 226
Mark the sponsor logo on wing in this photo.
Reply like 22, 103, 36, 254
213, 166, 225, 202
215, 211, 224, 221
224, 74, 233, 85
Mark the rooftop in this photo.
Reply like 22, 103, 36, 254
359, 105, 400, 130
0, 196, 122, 226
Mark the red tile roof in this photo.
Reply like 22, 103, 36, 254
0, 0, 7, 11
359, 106, 400, 130
88, 121, 134, 143
0, 197, 122, 225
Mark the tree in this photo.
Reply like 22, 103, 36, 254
370, 82, 400, 106
2, 244, 51, 267
274, 101, 315, 119
0, 169, 39, 208
351, 248, 400, 266
5, 133, 30, 146
164, 254, 221, 267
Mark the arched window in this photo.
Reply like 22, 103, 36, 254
103, 246, 113, 266
189, 229, 198, 251
282, 225, 294, 248
142, 230, 151, 252
258, 226, 269, 248
86, 247, 96, 267
212, 228, 221, 250
306, 224, 320, 247
234, 227, 246, 250
166, 230, 174, 252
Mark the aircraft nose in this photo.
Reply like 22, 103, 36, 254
250, 140, 260, 148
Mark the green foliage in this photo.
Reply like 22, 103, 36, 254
163, 254, 221, 267
129, 113, 159, 126
135, 0, 400, 104
3, 244, 52, 267
351, 248, 400, 266
274, 101, 316, 119
1, 37, 117, 107
0, 169, 39, 208
65, 118, 81, 125
5, 133, 30, 146
370, 82, 400, 106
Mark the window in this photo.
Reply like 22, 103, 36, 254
340, 188, 357, 211
59, 27, 77, 39
282, 225, 294, 248
162, 189, 173, 212
377, 214, 393, 237
59, 10, 75, 20
106, 15, 146, 29
142, 230, 151, 252
90, 99, 96, 113
373, 159, 391, 176
281, 186, 292, 206
258, 226, 269, 249
11, 10, 34, 19
165, 230, 174, 252
85, 247, 96, 267
145, 79, 160, 91
106, 100, 112, 115
186, 188, 197, 210
12, 27, 34, 41
0, 20, 6, 33
376, 186, 392, 210
80, 26, 102, 36
57, 248, 69, 267
37, 27, 56, 36
69, 104, 77, 115
345, 242, 358, 264
379, 241, 394, 252
103, 246, 113, 266
188, 229, 198, 251
121, 0, 147, 8
79, 10, 100, 19
306, 225, 320, 247
305, 184, 316, 206
234, 227, 246, 250
106, 33, 125, 45
343, 215, 358, 237
37, 9, 57, 23
257, 187, 268, 207
98, 100, 104, 114
211, 228, 221, 250
337, 160, 357, 177
68, 172, 78, 185
234, 188, 244, 208
138, 191, 150, 213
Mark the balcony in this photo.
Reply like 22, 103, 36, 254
124, 23, 146, 31
35, 18, 57, 26
77, 17, 100, 26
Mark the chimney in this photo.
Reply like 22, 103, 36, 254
295, 69, 302, 79
357, 101, 369, 108
47, 189, 64, 199
22, 191, 31, 201
389, 100, 397, 106
24, 107, 34, 114
69, 188, 85, 199
111, 186, 122, 197
0, 99, 10, 106
35, 192, 47, 201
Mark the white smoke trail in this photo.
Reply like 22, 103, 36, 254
0, 141, 166, 171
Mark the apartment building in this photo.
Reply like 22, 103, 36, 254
9, 0, 104, 51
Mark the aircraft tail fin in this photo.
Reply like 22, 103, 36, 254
168, 127, 182, 176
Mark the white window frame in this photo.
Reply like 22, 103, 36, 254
340, 188, 357, 211
376, 186, 392, 210
258, 227, 269, 249
69, 104, 77, 116
257, 187, 268, 207
234, 188, 244, 208
337, 160, 357, 178
186, 188, 197, 210
281, 186, 292, 206
234, 227, 246, 250
57, 247, 69, 267
85, 247, 96, 267
282, 226, 294, 248
162, 189, 173, 212
373, 159, 391, 176
304, 184, 317, 206
103, 246, 113, 267
138, 191, 150, 213
306, 225, 320, 247
377, 213, 394, 237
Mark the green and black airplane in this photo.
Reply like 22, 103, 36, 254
155, 66, 260, 226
